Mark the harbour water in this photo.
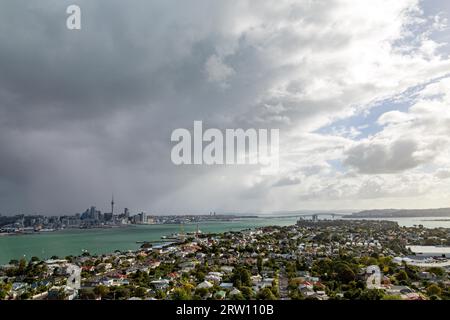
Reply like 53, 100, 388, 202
0, 217, 298, 265
1, 215, 450, 265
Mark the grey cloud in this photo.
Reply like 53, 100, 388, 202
272, 176, 302, 188
343, 139, 427, 174
435, 169, 450, 179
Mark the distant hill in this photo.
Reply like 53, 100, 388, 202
347, 208, 450, 218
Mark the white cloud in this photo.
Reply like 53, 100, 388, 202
377, 111, 414, 125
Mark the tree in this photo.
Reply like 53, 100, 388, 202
360, 289, 384, 300
426, 284, 442, 297
114, 287, 131, 300
427, 267, 445, 277
271, 279, 279, 298
231, 267, 252, 287
20, 292, 31, 300
196, 271, 205, 282
256, 287, 277, 300
195, 288, 209, 298
344, 288, 363, 299
395, 270, 409, 282
93, 285, 110, 299
0, 283, 12, 300
232, 293, 245, 300
289, 290, 303, 300
240, 286, 254, 300
134, 287, 147, 298
257, 257, 263, 273
382, 295, 402, 300
18, 258, 27, 274
172, 288, 191, 300
155, 290, 166, 299
336, 264, 355, 284
79, 288, 96, 300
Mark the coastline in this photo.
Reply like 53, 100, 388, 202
2, 216, 450, 265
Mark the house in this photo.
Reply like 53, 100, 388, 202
9, 282, 28, 299
81, 266, 95, 272
109, 272, 127, 279
178, 261, 198, 272
386, 285, 414, 296
101, 277, 129, 287
403, 293, 424, 300
252, 278, 273, 292
205, 275, 221, 284
125, 266, 149, 275
219, 282, 234, 290
215, 290, 226, 300
315, 291, 328, 299
299, 282, 314, 293
151, 279, 170, 290
297, 271, 310, 277
418, 271, 434, 280
12, 282, 28, 291
262, 278, 274, 287
100, 278, 114, 286
31, 279, 52, 288
167, 272, 180, 280
95, 263, 113, 272
196, 253, 206, 260
220, 266, 234, 274
208, 272, 223, 278
146, 260, 161, 269
251, 275, 262, 285
229, 288, 242, 298
196, 280, 213, 289
47, 285, 77, 300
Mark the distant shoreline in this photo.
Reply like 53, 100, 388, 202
345, 208, 450, 219
0, 218, 260, 238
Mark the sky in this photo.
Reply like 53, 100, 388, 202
1, 0, 450, 215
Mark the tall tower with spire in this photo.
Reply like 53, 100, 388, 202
111, 194, 115, 216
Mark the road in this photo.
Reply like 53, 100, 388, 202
278, 268, 290, 300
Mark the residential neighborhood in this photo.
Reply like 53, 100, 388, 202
1, 220, 450, 300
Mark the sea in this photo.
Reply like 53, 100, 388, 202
1, 215, 450, 265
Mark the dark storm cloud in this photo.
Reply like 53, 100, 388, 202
0, 0, 275, 214
0, 1, 208, 125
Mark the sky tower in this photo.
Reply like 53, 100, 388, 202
111, 194, 115, 216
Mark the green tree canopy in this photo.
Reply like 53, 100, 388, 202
256, 287, 276, 300
427, 284, 442, 297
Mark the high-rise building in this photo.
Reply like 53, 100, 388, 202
104, 212, 113, 221
89, 206, 97, 219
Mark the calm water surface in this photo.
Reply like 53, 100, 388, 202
0, 217, 297, 264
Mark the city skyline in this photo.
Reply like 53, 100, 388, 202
1, 1, 450, 215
